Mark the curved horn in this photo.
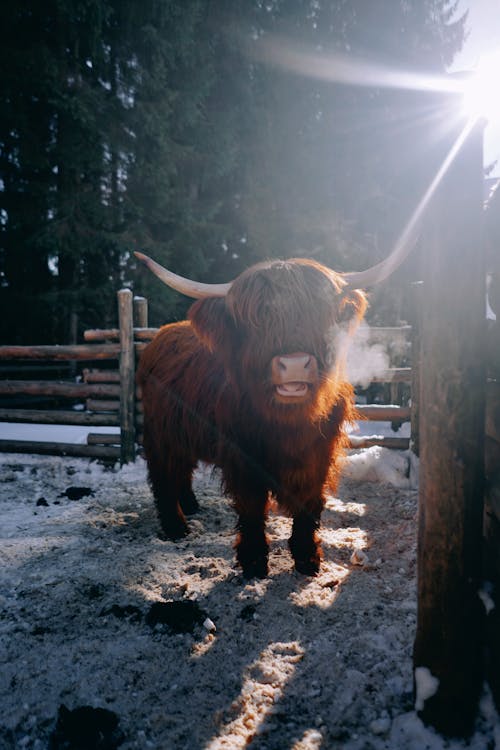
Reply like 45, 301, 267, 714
134, 251, 232, 299
342, 227, 419, 288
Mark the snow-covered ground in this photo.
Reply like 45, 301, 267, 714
1, 442, 499, 749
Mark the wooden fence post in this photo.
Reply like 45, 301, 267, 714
409, 281, 422, 458
134, 296, 148, 329
118, 289, 136, 464
413, 119, 486, 736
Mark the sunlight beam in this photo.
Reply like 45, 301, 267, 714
204, 641, 304, 749
252, 34, 500, 129
461, 52, 500, 123
252, 34, 459, 96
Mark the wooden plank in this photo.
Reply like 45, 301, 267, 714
133, 296, 148, 328
0, 381, 120, 398
86, 399, 120, 412
413, 119, 485, 737
134, 328, 158, 341
118, 289, 136, 464
83, 327, 157, 342
83, 369, 120, 383
83, 329, 120, 342
0, 409, 120, 426
0, 439, 120, 459
0, 344, 121, 361
0, 363, 73, 375
356, 405, 410, 421
87, 433, 121, 445
131, 430, 410, 452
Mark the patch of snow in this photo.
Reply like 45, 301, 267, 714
0, 422, 119, 444
478, 582, 496, 615
343, 446, 414, 488
347, 420, 411, 439
414, 666, 440, 711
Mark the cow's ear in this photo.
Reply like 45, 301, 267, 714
337, 289, 368, 330
188, 297, 231, 353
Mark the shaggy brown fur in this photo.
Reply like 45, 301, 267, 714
137, 258, 367, 578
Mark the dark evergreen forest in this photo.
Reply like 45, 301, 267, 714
0, 1, 466, 344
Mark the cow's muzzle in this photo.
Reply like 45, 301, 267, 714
271, 353, 318, 398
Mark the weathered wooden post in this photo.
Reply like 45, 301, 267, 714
133, 295, 148, 329
413, 117, 486, 736
409, 281, 423, 458
483, 183, 500, 710
118, 289, 136, 464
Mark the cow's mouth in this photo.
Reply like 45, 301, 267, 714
275, 382, 310, 398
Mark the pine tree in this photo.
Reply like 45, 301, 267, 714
0, 1, 467, 342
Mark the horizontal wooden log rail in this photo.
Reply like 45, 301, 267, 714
83, 328, 120, 341
0, 433, 410, 461
87, 433, 121, 445
0, 408, 120, 426
0, 363, 73, 374
86, 399, 120, 412
83, 369, 120, 383
356, 404, 411, 421
0, 439, 120, 459
0, 380, 120, 398
84, 327, 158, 342
85, 399, 143, 413
0, 344, 121, 361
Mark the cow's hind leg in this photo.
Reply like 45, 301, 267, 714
234, 495, 269, 579
146, 447, 196, 539
179, 480, 199, 516
289, 507, 323, 576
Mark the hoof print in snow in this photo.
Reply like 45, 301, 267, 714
145, 600, 207, 634
59, 486, 95, 501
100, 604, 143, 623
49, 704, 123, 749
36, 497, 49, 507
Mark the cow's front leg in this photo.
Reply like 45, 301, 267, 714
289, 506, 323, 576
233, 495, 269, 579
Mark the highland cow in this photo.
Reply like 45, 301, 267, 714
135, 244, 412, 578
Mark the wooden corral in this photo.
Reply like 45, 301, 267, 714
0, 293, 414, 463
0, 291, 147, 464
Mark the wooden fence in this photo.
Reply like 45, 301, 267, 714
0, 290, 414, 463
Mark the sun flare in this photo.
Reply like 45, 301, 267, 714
461, 51, 500, 123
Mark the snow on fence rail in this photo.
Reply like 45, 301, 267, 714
0, 290, 414, 462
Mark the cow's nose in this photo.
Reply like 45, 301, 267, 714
278, 354, 311, 373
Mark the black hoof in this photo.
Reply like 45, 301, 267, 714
159, 518, 189, 541
294, 557, 320, 576
180, 490, 199, 516
240, 557, 269, 580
